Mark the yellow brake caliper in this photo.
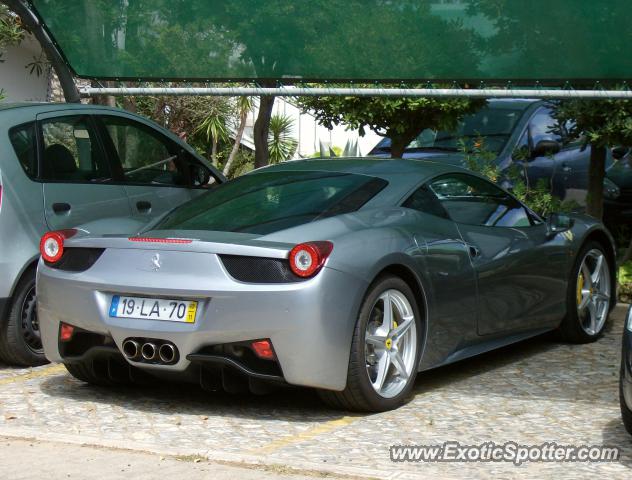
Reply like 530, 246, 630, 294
577, 272, 584, 306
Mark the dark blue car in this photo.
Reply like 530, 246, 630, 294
369, 99, 632, 223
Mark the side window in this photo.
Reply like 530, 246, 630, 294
512, 128, 530, 162
40, 116, 110, 182
100, 116, 187, 186
529, 108, 563, 146
428, 174, 532, 228
402, 184, 449, 219
9, 123, 37, 178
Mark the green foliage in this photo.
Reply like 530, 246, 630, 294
460, 137, 500, 183
297, 89, 485, 157
618, 261, 632, 303
554, 97, 632, 149
619, 261, 632, 284
268, 114, 298, 164
309, 145, 344, 158
196, 105, 230, 145
0, 5, 23, 62
462, 136, 577, 217
195, 100, 232, 165
131, 93, 235, 162
127, 92, 261, 176
226, 149, 254, 179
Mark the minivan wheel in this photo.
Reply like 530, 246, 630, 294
0, 270, 48, 366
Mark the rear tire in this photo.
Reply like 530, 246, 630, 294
0, 270, 48, 366
318, 275, 423, 412
559, 241, 612, 344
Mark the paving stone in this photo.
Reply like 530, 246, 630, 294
0, 305, 631, 479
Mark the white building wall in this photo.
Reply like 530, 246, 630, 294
0, 35, 50, 102
271, 98, 381, 158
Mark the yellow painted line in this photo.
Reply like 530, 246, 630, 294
0, 364, 66, 387
251, 416, 358, 455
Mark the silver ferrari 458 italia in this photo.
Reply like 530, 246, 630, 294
37, 159, 616, 411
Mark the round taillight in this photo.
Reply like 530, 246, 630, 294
40, 231, 66, 263
289, 241, 333, 278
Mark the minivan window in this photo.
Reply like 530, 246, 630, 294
40, 116, 111, 182
100, 116, 187, 186
154, 171, 388, 235
9, 123, 37, 178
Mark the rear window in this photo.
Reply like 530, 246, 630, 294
154, 171, 387, 235
9, 122, 37, 178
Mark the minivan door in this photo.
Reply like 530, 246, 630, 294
94, 115, 205, 220
36, 112, 132, 231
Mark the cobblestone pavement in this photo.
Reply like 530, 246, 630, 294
1, 305, 631, 479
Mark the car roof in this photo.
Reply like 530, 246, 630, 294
253, 158, 471, 188
485, 98, 541, 110
0, 102, 130, 114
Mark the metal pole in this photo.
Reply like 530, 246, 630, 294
80, 86, 632, 100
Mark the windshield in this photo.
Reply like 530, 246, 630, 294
374, 105, 526, 155
153, 171, 388, 235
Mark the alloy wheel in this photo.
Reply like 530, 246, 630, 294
576, 249, 610, 336
364, 289, 417, 398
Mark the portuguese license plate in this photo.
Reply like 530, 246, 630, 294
109, 295, 197, 323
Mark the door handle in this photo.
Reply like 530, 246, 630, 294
136, 201, 152, 212
562, 164, 572, 173
52, 202, 71, 214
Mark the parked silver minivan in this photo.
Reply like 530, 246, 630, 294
0, 103, 224, 365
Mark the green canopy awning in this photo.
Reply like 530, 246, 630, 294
30, 0, 632, 84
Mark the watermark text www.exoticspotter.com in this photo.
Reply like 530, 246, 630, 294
390, 441, 620, 466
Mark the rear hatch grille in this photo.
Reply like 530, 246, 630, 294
219, 255, 305, 284
46, 248, 105, 272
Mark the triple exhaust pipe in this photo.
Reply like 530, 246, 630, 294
122, 338, 178, 365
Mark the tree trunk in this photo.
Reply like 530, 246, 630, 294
223, 109, 248, 177
390, 131, 419, 158
5, 0, 81, 103
586, 144, 607, 219
211, 139, 218, 167
254, 95, 275, 169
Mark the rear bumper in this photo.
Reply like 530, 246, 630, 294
36, 251, 368, 391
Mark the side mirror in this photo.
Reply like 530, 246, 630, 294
532, 139, 561, 159
546, 213, 574, 237
191, 163, 211, 187
612, 146, 630, 160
